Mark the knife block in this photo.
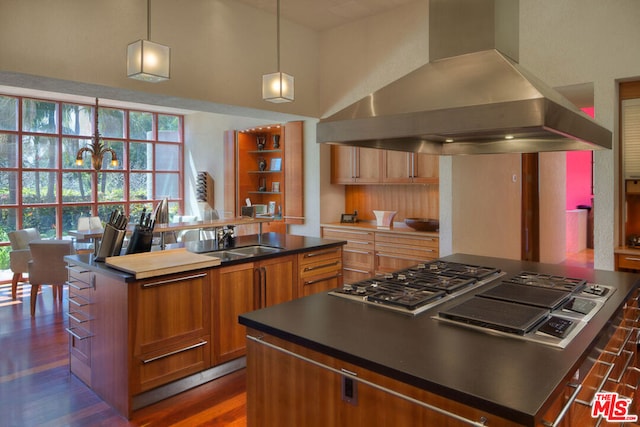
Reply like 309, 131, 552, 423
95, 224, 126, 261
126, 226, 154, 255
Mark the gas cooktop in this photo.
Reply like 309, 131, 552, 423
329, 260, 505, 315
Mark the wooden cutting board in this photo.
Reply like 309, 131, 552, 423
105, 248, 221, 279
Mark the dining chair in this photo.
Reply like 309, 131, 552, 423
7, 228, 40, 300
27, 240, 75, 316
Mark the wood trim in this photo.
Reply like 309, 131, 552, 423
223, 130, 237, 217
521, 153, 540, 262
284, 121, 304, 224
620, 80, 640, 100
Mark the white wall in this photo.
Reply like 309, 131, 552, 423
539, 152, 567, 264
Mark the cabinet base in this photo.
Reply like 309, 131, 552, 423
132, 357, 246, 411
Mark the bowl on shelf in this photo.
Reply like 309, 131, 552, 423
373, 210, 397, 228
404, 218, 439, 232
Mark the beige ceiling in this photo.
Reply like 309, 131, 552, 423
234, 0, 417, 31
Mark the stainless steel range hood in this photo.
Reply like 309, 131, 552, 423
317, 0, 612, 155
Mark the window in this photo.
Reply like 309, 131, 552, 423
0, 94, 184, 267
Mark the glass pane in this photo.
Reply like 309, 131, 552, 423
22, 135, 59, 169
156, 144, 179, 171
0, 171, 18, 205
62, 172, 93, 202
158, 115, 181, 142
130, 111, 153, 141
97, 204, 124, 223
0, 133, 18, 168
22, 171, 58, 203
0, 96, 18, 131
130, 142, 153, 170
62, 137, 90, 169
62, 205, 94, 236
99, 108, 125, 139
97, 172, 125, 202
129, 172, 153, 200
155, 173, 179, 199
23, 207, 56, 238
22, 99, 58, 134
0, 208, 19, 237
62, 103, 93, 136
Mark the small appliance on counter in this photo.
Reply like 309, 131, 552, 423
95, 210, 128, 261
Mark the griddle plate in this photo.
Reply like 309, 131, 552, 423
439, 297, 549, 335
478, 283, 571, 310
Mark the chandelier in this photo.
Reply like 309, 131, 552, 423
75, 98, 118, 171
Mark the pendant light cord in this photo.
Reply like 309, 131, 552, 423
276, 0, 281, 72
147, 0, 151, 40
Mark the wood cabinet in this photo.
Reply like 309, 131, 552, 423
322, 225, 439, 282
224, 121, 304, 233
321, 227, 374, 284
375, 232, 439, 274
298, 246, 343, 297
246, 330, 517, 427
331, 145, 383, 184
383, 151, 439, 184
129, 271, 212, 394
66, 262, 95, 387
213, 255, 296, 366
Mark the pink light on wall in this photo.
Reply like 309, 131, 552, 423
566, 107, 595, 210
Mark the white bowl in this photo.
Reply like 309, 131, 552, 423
373, 210, 397, 228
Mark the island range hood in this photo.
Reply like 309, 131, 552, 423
316, 0, 612, 155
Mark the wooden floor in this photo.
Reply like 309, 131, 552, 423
0, 282, 247, 427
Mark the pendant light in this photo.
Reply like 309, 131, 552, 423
262, 0, 294, 103
127, 0, 170, 82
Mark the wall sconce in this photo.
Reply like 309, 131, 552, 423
75, 98, 118, 171
127, 0, 170, 82
262, 0, 294, 103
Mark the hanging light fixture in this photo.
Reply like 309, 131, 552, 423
75, 98, 118, 171
262, 0, 294, 103
127, 0, 170, 82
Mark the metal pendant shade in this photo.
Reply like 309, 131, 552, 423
262, 0, 294, 102
127, 0, 170, 82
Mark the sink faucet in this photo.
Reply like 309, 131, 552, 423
216, 225, 235, 249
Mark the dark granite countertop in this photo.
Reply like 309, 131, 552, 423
239, 253, 640, 426
65, 232, 346, 282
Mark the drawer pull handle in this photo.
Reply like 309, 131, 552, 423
68, 295, 90, 307
344, 249, 373, 255
304, 273, 342, 286
576, 361, 615, 406
142, 339, 208, 364
66, 265, 90, 274
142, 273, 207, 288
66, 327, 93, 341
344, 267, 371, 274
67, 280, 92, 291
324, 229, 372, 236
377, 253, 433, 262
304, 249, 340, 258
541, 383, 581, 427
304, 261, 340, 272
624, 257, 640, 262
347, 240, 373, 245
68, 311, 91, 323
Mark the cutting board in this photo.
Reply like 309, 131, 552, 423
105, 248, 221, 279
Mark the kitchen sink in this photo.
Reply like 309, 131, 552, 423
226, 245, 282, 256
205, 245, 283, 261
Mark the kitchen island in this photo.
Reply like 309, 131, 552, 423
239, 253, 640, 426
64, 232, 345, 418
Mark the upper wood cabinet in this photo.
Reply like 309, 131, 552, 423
224, 121, 304, 229
383, 151, 439, 184
331, 146, 438, 185
330, 145, 383, 184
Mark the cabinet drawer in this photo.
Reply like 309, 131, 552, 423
343, 248, 374, 271
375, 232, 439, 249
298, 246, 343, 266
300, 271, 342, 297
322, 228, 374, 246
134, 336, 211, 393
617, 253, 640, 271
627, 180, 640, 194
67, 264, 94, 289
343, 268, 373, 285
299, 257, 342, 279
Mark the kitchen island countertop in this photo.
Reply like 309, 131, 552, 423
239, 253, 640, 425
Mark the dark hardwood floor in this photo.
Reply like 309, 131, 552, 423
0, 282, 247, 427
